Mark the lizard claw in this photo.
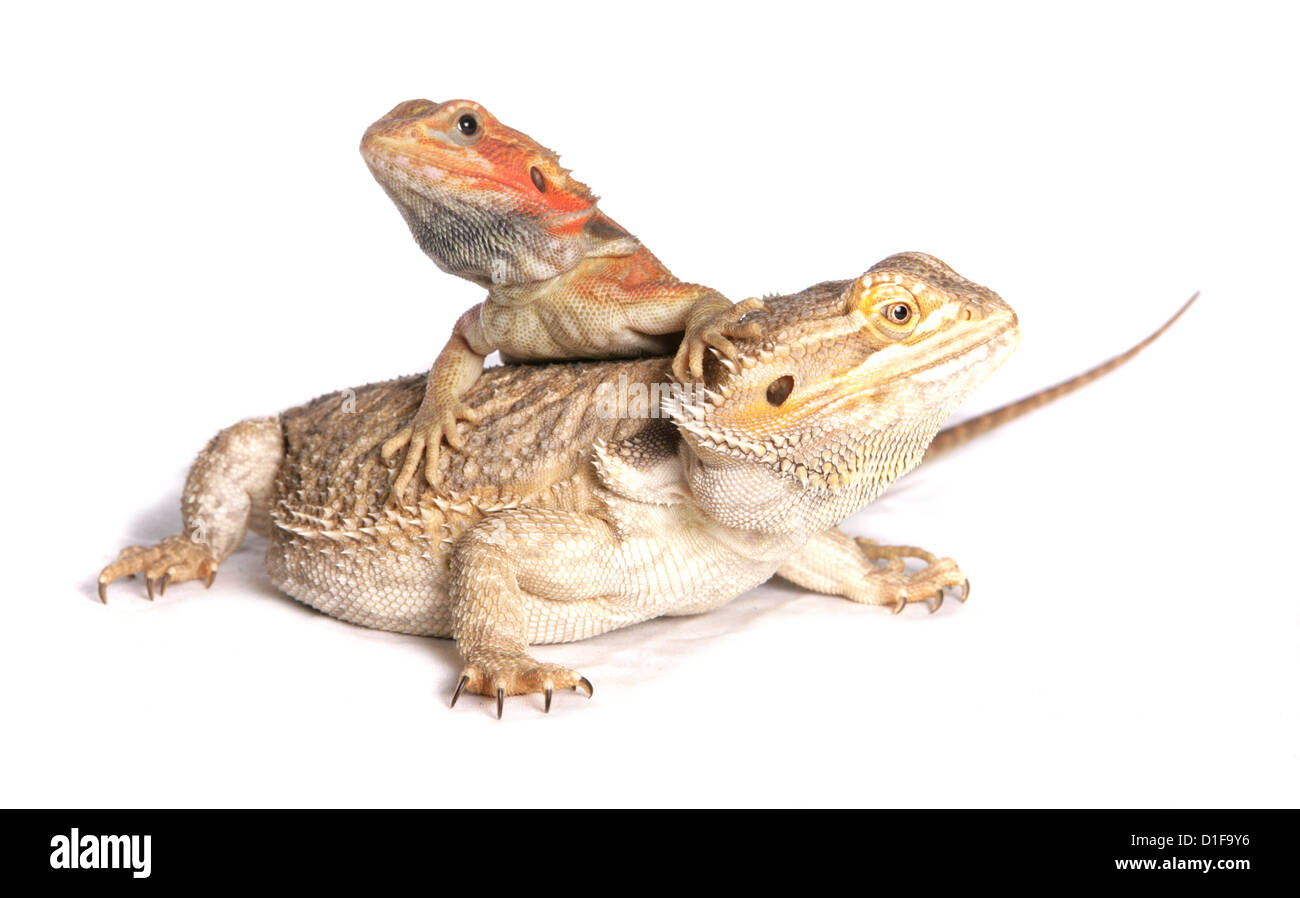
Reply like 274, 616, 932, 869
893, 588, 949, 615
97, 536, 218, 604
852, 540, 968, 615
450, 675, 470, 708
451, 656, 592, 717
674, 296, 768, 382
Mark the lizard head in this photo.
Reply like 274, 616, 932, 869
361, 99, 640, 287
665, 252, 1020, 535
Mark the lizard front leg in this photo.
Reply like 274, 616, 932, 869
574, 275, 766, 382
570, 274, 766, 382
382, 304, 491, 497
778, 527, 969, 614
447, 509, 628, 717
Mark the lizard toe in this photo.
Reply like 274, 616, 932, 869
97, 536, 217, 603
450, 655, 593, 718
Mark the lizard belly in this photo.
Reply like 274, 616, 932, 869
263, 504, 785, 644
514, 503, 795, 645
265, 526, 455, 636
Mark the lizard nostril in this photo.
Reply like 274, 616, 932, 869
766, 375, 795, 406
960, 304, 981, 322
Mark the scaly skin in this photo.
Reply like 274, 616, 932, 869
99, 252, 1026, 717
97, 245, 1198, 718
360, 99, 761, 498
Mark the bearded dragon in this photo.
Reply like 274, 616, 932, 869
97, 250, 1194, 719
361, 99, 761, 498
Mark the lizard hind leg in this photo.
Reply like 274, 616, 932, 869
97, 416, 283, 603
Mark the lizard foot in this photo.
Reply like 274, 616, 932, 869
382, 399, 483, 499
853, 537, 969, 614
97, 535, 218, 603
450, 652, 593, 719
673, 296, 768, 382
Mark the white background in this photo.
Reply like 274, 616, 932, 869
2, 1, 1296, 808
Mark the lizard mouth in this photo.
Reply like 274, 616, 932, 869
865, 315, 1021, 386
362, 143, 593, 230
669, 313, 1020, 466
361, 142, 475, 191
772, 312, 1019, 415
801, 315, 1020, 429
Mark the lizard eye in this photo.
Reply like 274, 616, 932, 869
530, 166, 547, 193
855, 279, 920, 337
874, 294, 920, 337
885, 302, 913, 325
766, 375, 794, 406
456, 113, 479, 137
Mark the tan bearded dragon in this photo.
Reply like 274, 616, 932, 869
96, 250, 1195, 716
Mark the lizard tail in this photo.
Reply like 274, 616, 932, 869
925, 290, 1199, 462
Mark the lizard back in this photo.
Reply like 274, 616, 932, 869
274, 357, 672, 540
